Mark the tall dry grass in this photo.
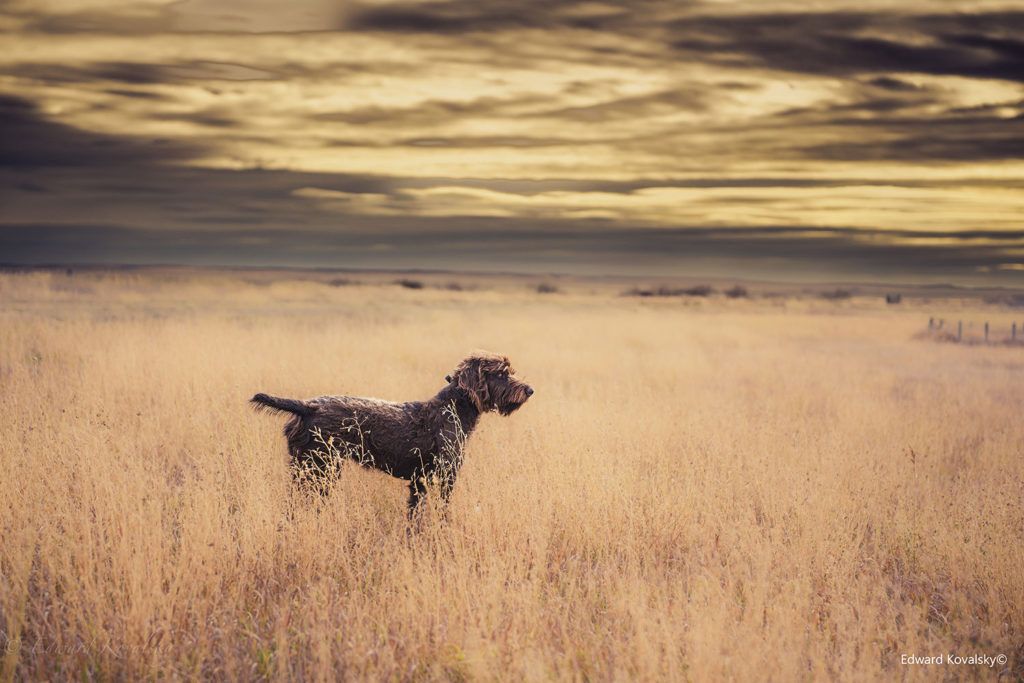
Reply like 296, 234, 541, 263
1, 270, 1022, 681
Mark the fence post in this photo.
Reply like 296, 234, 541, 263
929, 317, 934, 330
985, 322, 989, 342
957, 320, 963, 342
1013, 322, 1017, 341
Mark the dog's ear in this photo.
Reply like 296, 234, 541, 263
454, 358, 490, 411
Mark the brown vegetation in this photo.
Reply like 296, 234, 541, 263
1, 271, 1022, 681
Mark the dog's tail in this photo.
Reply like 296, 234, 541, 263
250, 393, 315, 417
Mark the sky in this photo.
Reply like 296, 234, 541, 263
1, 0, 1023, 284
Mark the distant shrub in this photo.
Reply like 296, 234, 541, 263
624, 285, 714, 298
821, 289, 852, 300
725, 285, 748, 299
984, 294, 1024, 308
536, 283, 559, 294
395, 279, 424, 290
443, 282, 464, 291
327, 278, 353, 287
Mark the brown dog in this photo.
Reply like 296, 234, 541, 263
251, 352, 533, 513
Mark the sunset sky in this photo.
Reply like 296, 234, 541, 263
2, 0, 1023, 283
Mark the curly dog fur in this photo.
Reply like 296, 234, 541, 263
251, 352, 533, 513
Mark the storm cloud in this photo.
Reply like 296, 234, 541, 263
671, 11, 1024, 83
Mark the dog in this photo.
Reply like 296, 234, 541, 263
251, 352, 533, 513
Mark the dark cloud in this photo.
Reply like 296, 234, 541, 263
103, 88, 169, 100
353, 175, 1024, 194
0, 95, 201, 168
1, 164, 393, 229
7, 61, 169, 85
309, 86, 713, 147
339, 1, 1024, 91
153, 111, 239, 128
0, 94, 392, 232
312, 94, 550, 127
776, 97, 927, 119
774, 104, 1024, 162
343, 0, 643, 34
865, 77, 923, 92
804, 127, 1024, 162
947, 99, 1024, 116
323, 134, 593, 149
526, 86, 711, 121
671, 71, 1024, 164
672, 11, 1024, 83
3, 61, 279, 85
346, 6, 525, 33
3, 222, 1022, 285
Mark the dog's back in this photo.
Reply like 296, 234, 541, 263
252, 393, 424, 475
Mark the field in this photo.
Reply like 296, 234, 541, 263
1, 269, 1022, 681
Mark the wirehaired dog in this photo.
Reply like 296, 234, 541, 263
251, 352, 533, 513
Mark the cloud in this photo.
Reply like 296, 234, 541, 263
803, 128, 1024, 162
291, 182, 1024, 233
5, 0, 347, 34
866, 76, 924, 92
0, 95, 397, 233
1, 60, 280, 85
3, 222, 1022, 285
769, 92, 1024, 162
0, 94, 201, 168
671, 10, 1024, 83
1, 1, 1024, 284
342, 0, 642, 34
311, 94, 551, 127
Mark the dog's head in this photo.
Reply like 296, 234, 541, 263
446, 352, 533, 415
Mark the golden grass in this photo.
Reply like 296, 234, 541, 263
1, 270, 1022, 681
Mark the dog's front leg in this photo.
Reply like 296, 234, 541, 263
407, 475, 428, 518
438, 471, 457, 505
432, 444, 463, 505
